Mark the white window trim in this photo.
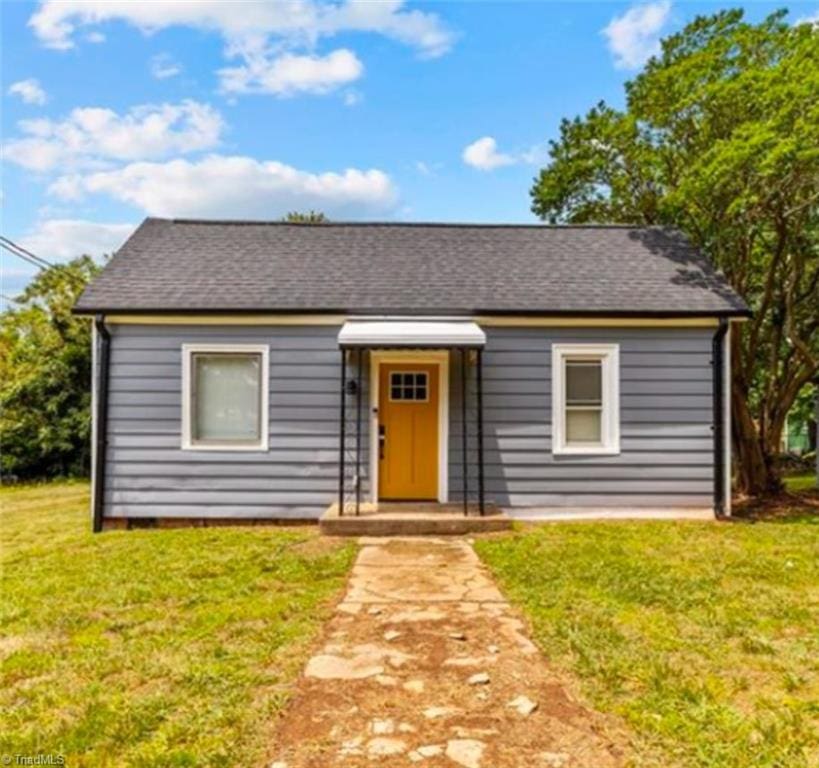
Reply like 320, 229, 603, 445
552, 343, 620, 456
181, 343, 269, 452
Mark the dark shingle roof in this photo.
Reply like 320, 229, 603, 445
74, 218, 749, 316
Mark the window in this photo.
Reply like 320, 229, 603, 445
389, 371, 429, 402
182, 344, 269, 450
552, 344, 619, 455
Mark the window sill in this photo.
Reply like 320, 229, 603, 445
552, 445, 621, 456
181, 442, 268, 452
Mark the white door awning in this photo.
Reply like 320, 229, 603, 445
338, 320, 486, 348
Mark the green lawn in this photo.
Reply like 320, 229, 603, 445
475, 518, 818, 768
784, 473, 818, 493
0, 482, 356, 767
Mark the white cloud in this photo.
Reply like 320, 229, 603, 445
150, 52, 182, 79
602, 1, 672, 70
17, 219, 134, 262
794, 9, 819, 25
462, 136, 516, 171
48, 154, 399, 219
29, 0, 453, 56
3, 100, 223, 172
8, 78, 47, 105
320, 1, 453, 59
219, 48, 363, 96
520, 142, 551, 166
461, 136, 551, 171
28, 1, 453, 98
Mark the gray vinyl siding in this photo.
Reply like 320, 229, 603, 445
99, 322, 714, 520
449, 327, 715, 509
103, 324, 365, 519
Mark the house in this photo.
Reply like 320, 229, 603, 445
73, 218, 749, 531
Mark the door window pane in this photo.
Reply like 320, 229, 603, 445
193, 353, 261, 442
389, 371, 429, 401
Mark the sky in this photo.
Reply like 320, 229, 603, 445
2, 0, 817, 301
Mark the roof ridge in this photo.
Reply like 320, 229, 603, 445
158, 217, 658, 230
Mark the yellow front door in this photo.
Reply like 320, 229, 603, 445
378, 363, 439, 500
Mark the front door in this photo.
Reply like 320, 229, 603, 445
378, 363, 439, 500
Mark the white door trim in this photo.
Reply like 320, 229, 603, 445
369, 350, 449, 504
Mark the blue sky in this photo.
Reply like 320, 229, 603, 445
2, 1, 816, 298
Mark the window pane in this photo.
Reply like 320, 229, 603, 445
390, 371, 429, 401
566, 361, 602, 404
566, 408, 601, 443
194, 354, 261, 441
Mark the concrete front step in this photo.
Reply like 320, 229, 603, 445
319, 503, 512, 537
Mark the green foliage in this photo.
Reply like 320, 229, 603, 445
531, 10, 819, 494
787, 383, 817, 450
283, 210, 328, 223
0, 482, 357, 766
477, 520, 818, 767
0, 257, 100, 479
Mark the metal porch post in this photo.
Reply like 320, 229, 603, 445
338, 349, 346, 516
355, 347, 363, 516
477, 348, 485, 516
461, 348, 468, 517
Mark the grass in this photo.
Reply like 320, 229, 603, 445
475, 517, 818, 768
0, 481, 356, 767
784, 473, 817, 493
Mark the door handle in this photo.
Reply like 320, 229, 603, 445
379, 425, 386, 459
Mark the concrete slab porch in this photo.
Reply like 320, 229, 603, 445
319, 502, 513, 537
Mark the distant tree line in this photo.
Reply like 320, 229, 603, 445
0, 257, 99, 479
284, 211, 327, 223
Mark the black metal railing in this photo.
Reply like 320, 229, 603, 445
338, 348, 365, 516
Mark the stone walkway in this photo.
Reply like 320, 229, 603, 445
267, 537, 626, 767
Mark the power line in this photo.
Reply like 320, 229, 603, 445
0, 236, 52, 268
1, 241, 44, 270
0, 236, 52, 269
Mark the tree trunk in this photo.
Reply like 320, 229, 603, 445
732, 382, 781, 495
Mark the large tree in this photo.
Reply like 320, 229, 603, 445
531, 10, 818, 495
0, 256, 100, 479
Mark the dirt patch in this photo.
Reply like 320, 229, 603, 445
265, 537, 628, 767
732, 490, 818, 521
